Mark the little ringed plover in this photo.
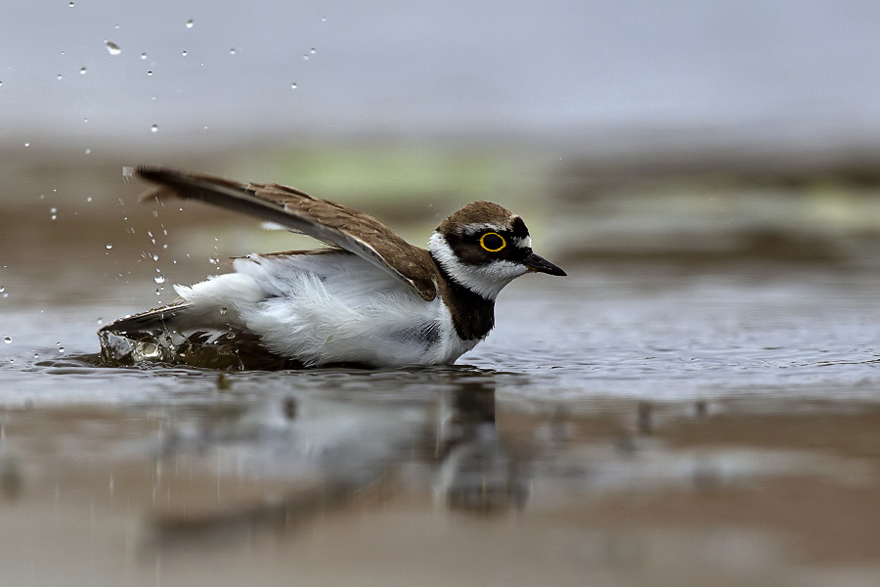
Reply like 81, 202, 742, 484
99, 167, 565, 369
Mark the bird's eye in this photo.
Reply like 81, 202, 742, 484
479, 232, 506, 252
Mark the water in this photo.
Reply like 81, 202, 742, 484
3, 176, 880, 584
7, 268, 880, 404
104, 41, 121, 56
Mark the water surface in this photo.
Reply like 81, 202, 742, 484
2, 257, 880, 585
3, 154, 880, 585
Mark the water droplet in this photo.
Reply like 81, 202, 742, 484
68, 1, 74, 7
302, 54, 309, 61
0, 286, 5, 293
83, 117, 88, 123
96, 318, 104, 327
151, 253, 159, 261
86, 196, 92, 202
181, 50, 187, 57
310, 48, 317, 55
84, 148, 91, 155
56, 74, 63, 80
229, 48, 236, 55
58, 347, 65, 354
154, 274, 166, 284
150, 124, 158, 133
155, 288, 162, 296
140, 52, 148, 60
290, 82, 297, 89
185, 19, 194, 29
105, 243, 113, 250
33, 353, 39, 359
24, 142, 30, 148
219, 307, 228, 315
146, 70, 153, 76
79, 67, 87, 75
105, 41, 121, 56
3, 336, 11, 344
321, 16, 327, 22
0, 81, 3, 87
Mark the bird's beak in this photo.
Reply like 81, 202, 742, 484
523, 252, 566, 276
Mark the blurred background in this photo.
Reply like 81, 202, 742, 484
5, 0, 880, 273
4, 3, 880, 586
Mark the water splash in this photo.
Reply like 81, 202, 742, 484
104, 41, 121, 56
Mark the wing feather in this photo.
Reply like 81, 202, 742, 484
136, 167, 438, 300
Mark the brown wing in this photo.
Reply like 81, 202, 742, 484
136, 166, 439, 301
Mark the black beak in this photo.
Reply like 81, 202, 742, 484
523, 252, 566, 276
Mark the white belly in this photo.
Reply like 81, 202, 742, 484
174, 253, 479, 367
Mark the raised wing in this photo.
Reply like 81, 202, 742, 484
136, 167, 438, 301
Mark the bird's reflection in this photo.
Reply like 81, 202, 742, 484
433, 381, 528, 513
151, 376, 527, 544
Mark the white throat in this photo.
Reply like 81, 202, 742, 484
428, 232, 527, 300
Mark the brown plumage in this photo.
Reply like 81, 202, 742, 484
137, 166, 440, 301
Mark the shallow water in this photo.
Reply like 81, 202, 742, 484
6, 266, 880, 403
3, 151, 880, 585
3, 255, 880, 584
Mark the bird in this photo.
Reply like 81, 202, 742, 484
99, 167, 566, 370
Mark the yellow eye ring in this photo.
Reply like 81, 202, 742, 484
479, 232, 506, 252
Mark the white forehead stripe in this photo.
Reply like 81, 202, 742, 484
512, 235, 532, 248
459, 222, 512, 235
